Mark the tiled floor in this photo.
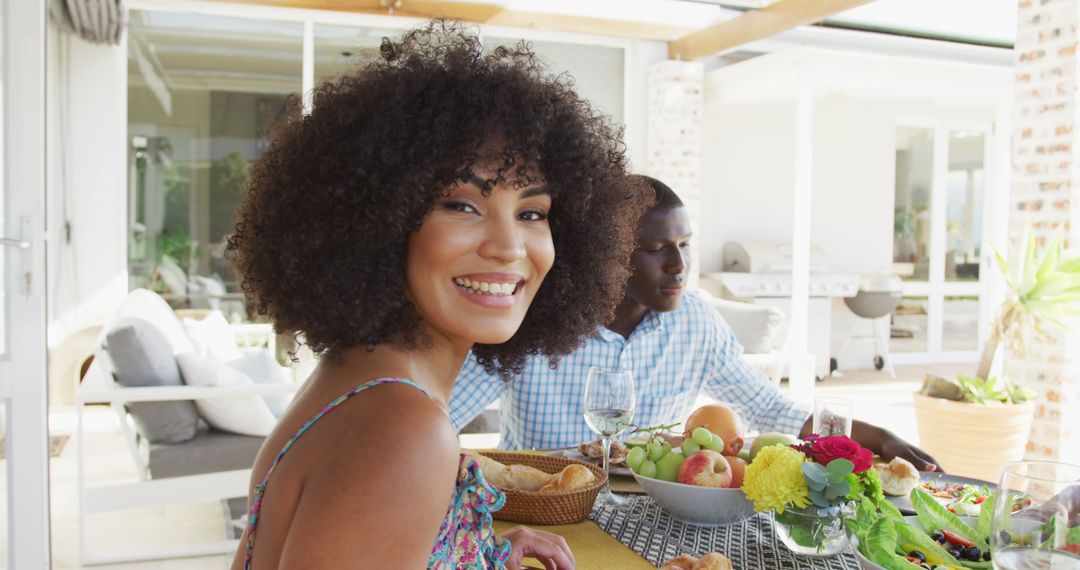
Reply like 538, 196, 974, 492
41, 361, 972, 568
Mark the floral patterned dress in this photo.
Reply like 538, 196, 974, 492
242, 378, 511, 569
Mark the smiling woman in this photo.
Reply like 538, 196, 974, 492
224, 19, 646, 569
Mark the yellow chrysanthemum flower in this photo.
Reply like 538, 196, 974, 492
740, 445, 810, 514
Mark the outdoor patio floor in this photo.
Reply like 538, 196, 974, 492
43, 362, 971, 569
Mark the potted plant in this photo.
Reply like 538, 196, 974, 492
914, 228, 1080, 481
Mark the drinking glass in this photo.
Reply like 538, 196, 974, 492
583, 367, 636, 506
991, 460, 1080, 569
813, 397, 853, 437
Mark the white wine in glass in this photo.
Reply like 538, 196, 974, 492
583, 367, 636, 506
991, 460, 1080, 569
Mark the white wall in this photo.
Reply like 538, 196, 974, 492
700, 49, 1009, 371
701, 99, 796, 274
46, 26, 128, 349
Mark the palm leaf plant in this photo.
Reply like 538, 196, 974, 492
971, 227, 1080, 403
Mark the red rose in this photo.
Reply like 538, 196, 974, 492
810, 436, 873, 473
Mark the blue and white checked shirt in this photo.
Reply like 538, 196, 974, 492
449, 291, 811, 450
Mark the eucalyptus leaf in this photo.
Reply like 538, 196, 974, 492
802, 462, 827, 486
825, 480, 851, 500
826, 458, 855, 482
809, 488, 830, 508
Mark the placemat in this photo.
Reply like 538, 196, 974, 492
589, 496, 861, 569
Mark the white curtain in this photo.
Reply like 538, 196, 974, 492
49, 0, 124, 46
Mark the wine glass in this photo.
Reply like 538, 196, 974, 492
583, 367, 636, 506
990, 460, 1080, 569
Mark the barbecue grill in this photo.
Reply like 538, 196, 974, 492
836, 275, 903, 378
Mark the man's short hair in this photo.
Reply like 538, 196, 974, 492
634, 175, 683, 211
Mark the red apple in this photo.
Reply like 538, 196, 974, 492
726, 456, 747, 488
677, 450, 733, 488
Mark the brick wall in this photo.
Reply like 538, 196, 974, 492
646, 60, 704, 285
1007, 0, 1080, 466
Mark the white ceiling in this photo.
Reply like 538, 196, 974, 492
824, 0, 1018, 46
497, 0, 1019, 47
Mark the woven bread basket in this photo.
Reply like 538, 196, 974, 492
479, 452, 607, 525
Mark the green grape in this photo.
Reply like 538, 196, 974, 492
691, 427, 714, 446
703, 435, 725, 453
680, 439, 701, 456
660, 441, 673, 456
627, 446, 647, 471
655, 451, 685, 482
647, 441, 667, 462
639, 460, 657, 479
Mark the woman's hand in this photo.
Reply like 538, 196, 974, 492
501, 526, 575, 570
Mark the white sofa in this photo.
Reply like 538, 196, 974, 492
76, 289, 300, 564
698, 290, 816, 397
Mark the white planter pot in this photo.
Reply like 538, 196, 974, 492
912, 393, 1035, 483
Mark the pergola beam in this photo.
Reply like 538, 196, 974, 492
668, 0, 876, 60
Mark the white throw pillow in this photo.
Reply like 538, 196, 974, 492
227, 350, 294, 418
176, 352, 278, 437
183, 311, 244, 362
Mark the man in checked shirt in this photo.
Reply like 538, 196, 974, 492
449, 175, 940, 472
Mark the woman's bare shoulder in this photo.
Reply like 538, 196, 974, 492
274, 380, 461, 566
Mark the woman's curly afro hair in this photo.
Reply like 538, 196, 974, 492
228, 20, 647, 376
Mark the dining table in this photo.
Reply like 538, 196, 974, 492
492, 474, 864, 570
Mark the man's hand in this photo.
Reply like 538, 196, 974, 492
501, 526, 575, 570
878, 435, 941, 472
801, 417, 942, 472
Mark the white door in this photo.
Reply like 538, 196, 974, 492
890, 122, 993, 364
0, 0, 50, 568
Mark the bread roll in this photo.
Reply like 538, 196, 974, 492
659, 552, 733, 570
465, 451, 554, 491
877, 456, 920, 497
694, 552, 733, 570
538, 464, 596, 493
658, 555, 698, 570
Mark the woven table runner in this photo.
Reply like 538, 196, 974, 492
589, 496, 861, 569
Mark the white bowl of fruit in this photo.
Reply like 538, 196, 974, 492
626, 406, 755, 527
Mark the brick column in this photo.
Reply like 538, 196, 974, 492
646, 60, 704, 285
1008, 0, 1080, 466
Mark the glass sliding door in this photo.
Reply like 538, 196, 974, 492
0, 0, 50, 567
891, 123, 990, 362
127, 10, 303, 323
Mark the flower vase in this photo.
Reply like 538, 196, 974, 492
772, 502, 852, 557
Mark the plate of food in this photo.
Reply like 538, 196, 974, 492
877, 458, 1031, 516
550, 439, 633, 476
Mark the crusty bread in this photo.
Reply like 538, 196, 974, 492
658, 555, 698, 570
694, 552, 733, 570
467, 451, 553, 491
538, 464, 596, 492
466, 451, 600, 493
659, 552, 733, 570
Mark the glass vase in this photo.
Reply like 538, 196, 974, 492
772, 502, 853, 557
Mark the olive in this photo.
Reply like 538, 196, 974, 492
930, 532, 946, 544
983, 551, 992, 561
908, 550, 926, 563
963, 546, 982, 561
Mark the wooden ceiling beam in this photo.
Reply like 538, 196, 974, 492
202, 0, 695, 41
204, 0, 505, 22
484, 11, 694, 42
668, 0, 876, 60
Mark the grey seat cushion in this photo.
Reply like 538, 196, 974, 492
148, 426, 265, 479
106, 318, 200, 444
